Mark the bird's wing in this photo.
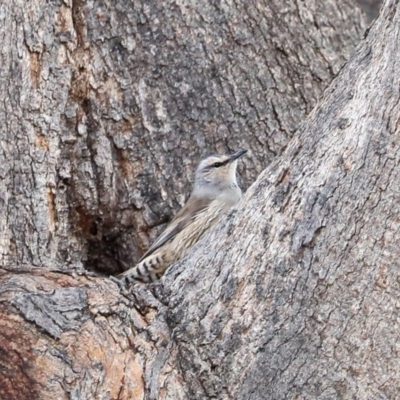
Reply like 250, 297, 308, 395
139, 196, 212, 261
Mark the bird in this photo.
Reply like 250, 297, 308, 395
118, 149, 247, 284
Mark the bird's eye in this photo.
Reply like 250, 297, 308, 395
212, 162, 222, 168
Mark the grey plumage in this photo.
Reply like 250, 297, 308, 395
118, 149, 247, 284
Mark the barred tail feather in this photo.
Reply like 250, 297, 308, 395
118, 253, 165, 284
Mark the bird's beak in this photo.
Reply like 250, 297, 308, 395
229, 149, 247, 162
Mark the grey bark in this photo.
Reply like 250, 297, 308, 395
0, 0, 373, 399
356, 0, 383, 20
163, 0, 400, 398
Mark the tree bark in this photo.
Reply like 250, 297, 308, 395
0, 0, 373, 399
163, 0, 400, 398
356, 0, 383, 20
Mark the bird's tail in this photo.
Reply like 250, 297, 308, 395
117, 253, 165, 284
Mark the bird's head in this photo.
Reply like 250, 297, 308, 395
192, 149, 247, 199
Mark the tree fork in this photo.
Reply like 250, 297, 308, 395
0, 0, 376, 399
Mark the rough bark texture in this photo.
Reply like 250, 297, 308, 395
162, 0, 400, 398
0, 0, 365, 275
0, 0, 375, 399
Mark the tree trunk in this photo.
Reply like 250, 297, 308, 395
163, 0, 400, 398
0, 0, 373, 399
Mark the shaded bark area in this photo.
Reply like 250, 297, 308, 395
0, 0, 365, 275
357, 0, 383, 20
